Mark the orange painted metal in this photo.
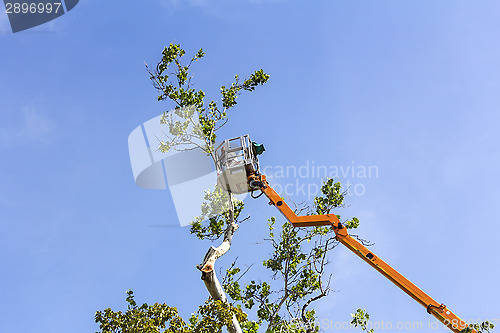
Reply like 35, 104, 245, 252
253, 174, 472, 333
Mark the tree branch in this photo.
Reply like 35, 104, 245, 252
196, 194, 242, 333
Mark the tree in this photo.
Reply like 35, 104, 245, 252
95, 43, 494, 333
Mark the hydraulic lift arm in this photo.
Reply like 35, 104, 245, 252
250, 174, 471, 333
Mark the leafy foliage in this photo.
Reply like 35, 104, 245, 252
190, 187, 245, 240
95, 290, 247, 333
313, 178, 359, 229
147, 43, 269, 157
223, 219, 332, 332
314, 178, 345, 215
461, 321, 495, 333
351, 309, 374, 333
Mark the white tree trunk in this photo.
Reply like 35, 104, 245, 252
197, 193, 242, 333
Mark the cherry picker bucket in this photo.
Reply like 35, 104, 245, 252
214, 135, 261, 194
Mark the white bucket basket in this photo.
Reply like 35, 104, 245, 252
215, 135, 260, 194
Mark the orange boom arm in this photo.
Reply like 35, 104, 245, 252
250, 174, 471, 333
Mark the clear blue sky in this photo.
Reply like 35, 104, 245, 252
1, 1, 498, 332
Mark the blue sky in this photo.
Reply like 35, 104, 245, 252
1, 1, 499, 332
